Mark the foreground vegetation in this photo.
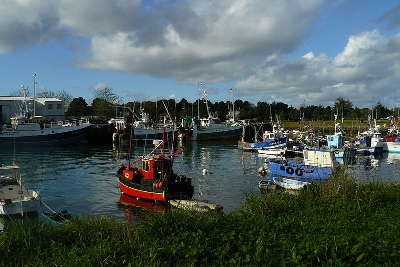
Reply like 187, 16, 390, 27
1, 171, 400, 266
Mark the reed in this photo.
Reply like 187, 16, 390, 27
1, 174, 400, 266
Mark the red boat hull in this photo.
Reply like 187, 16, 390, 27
119, 179, 167, 202
119, 195, 167, 212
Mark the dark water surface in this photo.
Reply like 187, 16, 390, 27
1, 142, 399, 220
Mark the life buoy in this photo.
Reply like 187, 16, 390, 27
286, 167, 294, 175
295, 168, 303, 176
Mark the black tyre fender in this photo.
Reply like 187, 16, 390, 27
295, 168, 303, 176
286, 167, 294, 175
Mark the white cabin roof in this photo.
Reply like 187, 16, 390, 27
0, 96, 62, 102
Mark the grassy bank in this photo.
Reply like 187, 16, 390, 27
1, 172, 400, 266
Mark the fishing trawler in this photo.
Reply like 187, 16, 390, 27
265, 150, 337, 190
191, 88, 241, 141
0, 116, 91, 145
117, 131, 193, 202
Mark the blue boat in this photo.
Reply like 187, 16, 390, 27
325, 120, 356, 159
267, 159, 333, 182
265, 150, 337, 189
238, 121, 288, 151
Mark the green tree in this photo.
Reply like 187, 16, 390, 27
91, 98, 114, 117
374, 102, 391, 119
66, 97, 89, 116
334, 97, 354, 119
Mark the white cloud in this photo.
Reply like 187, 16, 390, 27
236, 30, 400, 107
94, 82, 107, 90
84, 0, 323, 82
0, 0, 323, 84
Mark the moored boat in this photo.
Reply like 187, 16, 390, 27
265, 150, 337, 190
0, 116, 91, 145
192, 117, 242, 141
272, 176, 309, 190
117, 148, 194, 202
0, 165, 40, 216
383, 137, 400, 153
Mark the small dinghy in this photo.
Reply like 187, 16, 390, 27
272, 176, 309, 190
42, 209, 72, 224
169, 199, 223, 212
258, 179, 276, 191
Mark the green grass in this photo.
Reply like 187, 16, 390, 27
2, 172, 400, 266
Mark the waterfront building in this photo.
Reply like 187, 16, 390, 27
0, 96, 64, 124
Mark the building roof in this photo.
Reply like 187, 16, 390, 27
0, 96, 62, 102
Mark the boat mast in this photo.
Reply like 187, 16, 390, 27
230, 88, 235, 122
197, 81, 203, 120
33, 73, 37, 117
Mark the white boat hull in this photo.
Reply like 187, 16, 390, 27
258, 148, 286, 156
0, 197, 40, 216
383, 142, 400, 153
273, 177, 309, 190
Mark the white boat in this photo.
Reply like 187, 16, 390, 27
192, 117, 242, 141
131, 109, 176, 140
272, 176, 309, 190
0, 165, 40, 216
191, 88, 241, 141
169, 199, 223, 212
258, 180, 276, 190
383, 138, 400, 153
257, 146, 286, 156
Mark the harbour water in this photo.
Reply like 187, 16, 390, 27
1, 142, 400, 220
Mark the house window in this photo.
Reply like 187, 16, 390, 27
57, 104, 62, 109
48, 104, 53, 110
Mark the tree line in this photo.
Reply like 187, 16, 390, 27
66, 87, 399, 122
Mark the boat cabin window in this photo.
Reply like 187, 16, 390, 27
154, 160, 171, 178
143, 160, 150, 172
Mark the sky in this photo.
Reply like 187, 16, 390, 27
0, 0, 400, 108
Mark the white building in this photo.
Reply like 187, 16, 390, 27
0, 96, 64, 124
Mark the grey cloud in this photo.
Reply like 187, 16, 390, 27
85, 0, 323, 82
236, 31, 400, 107
0, 0, 62, 54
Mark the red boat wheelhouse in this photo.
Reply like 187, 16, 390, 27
117, 153, 193, 202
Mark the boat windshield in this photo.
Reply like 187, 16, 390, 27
0, 165, 20, 181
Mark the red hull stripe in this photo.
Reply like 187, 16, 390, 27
119, 181, 166, 202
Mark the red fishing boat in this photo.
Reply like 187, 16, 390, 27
117, 151, 193, 202
117, 110, 193, 202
